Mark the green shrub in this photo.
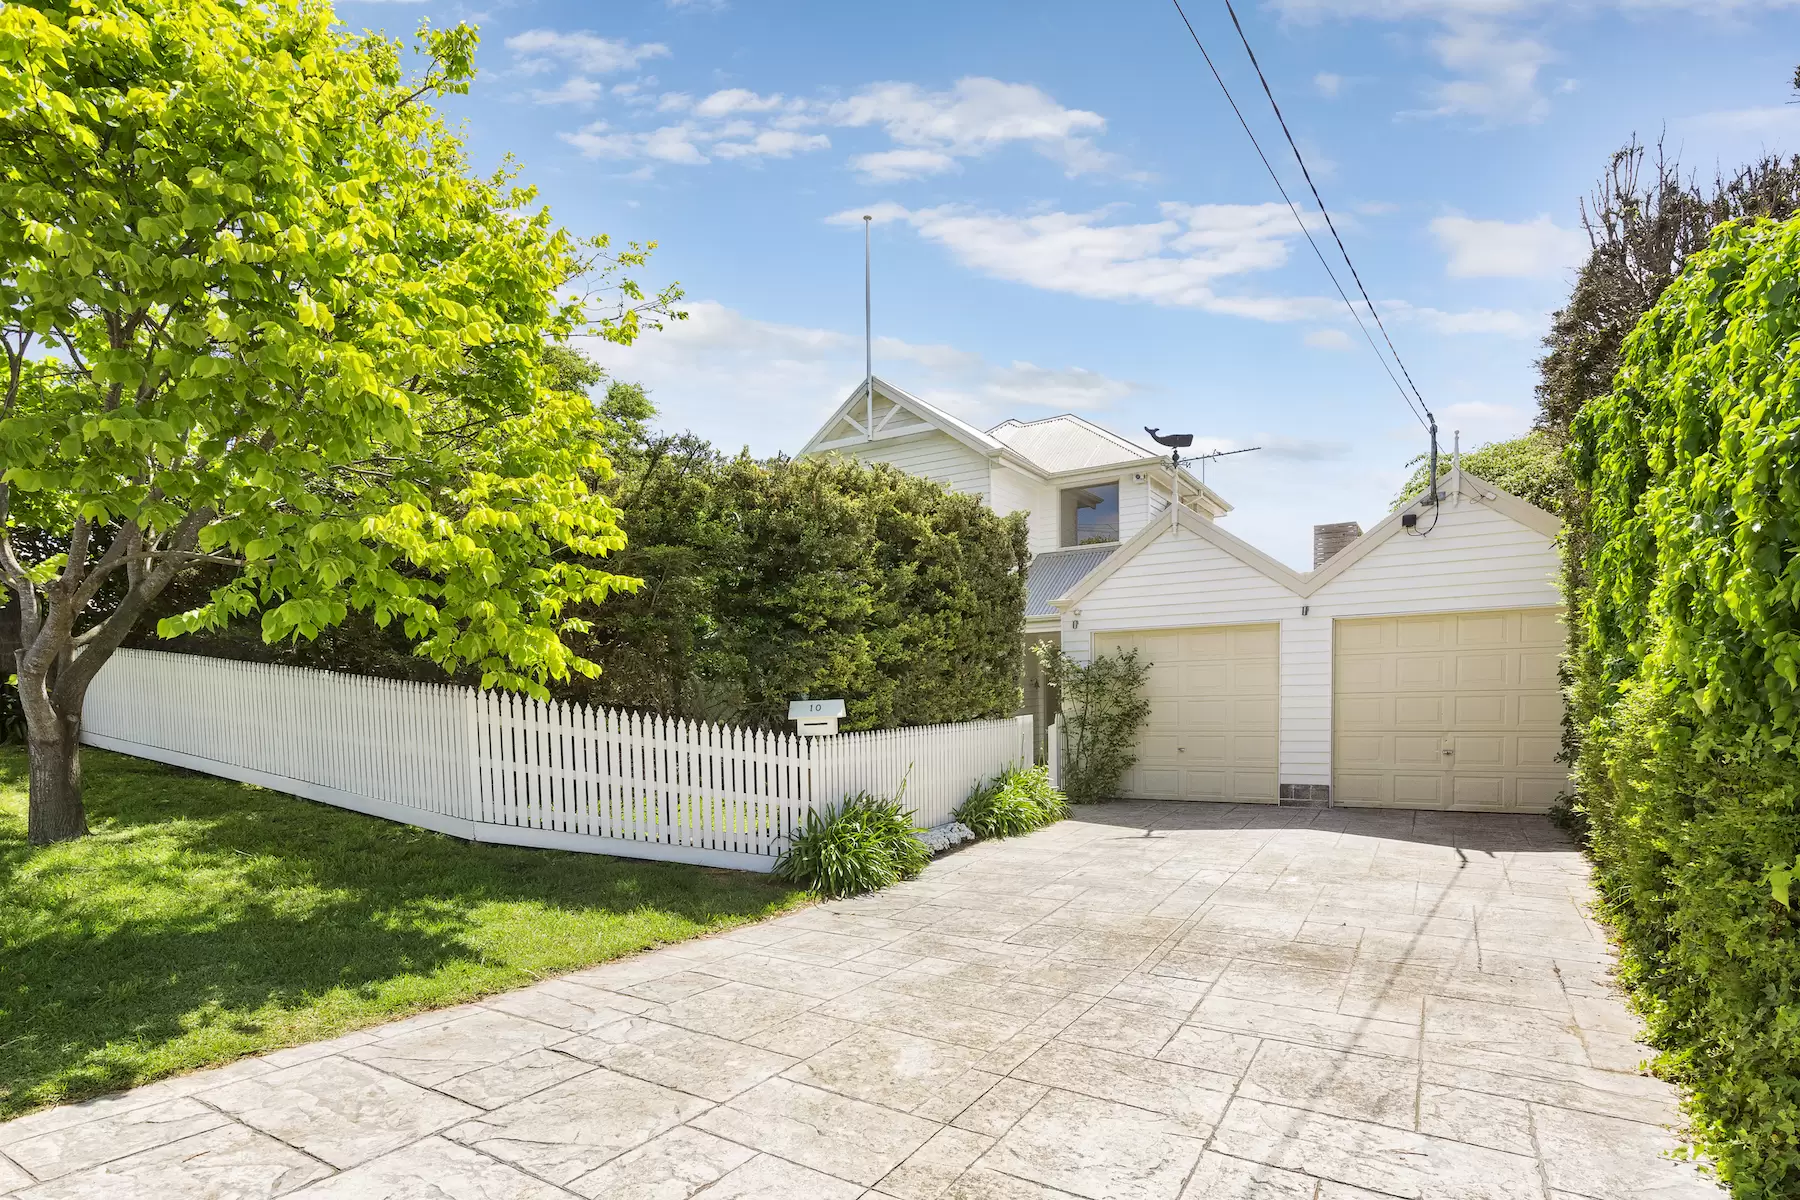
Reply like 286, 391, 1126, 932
1037, 646, 1151, 803
773, 791, 928, 898
955, 764, 1069, 839
1571, 211, 1800, 1198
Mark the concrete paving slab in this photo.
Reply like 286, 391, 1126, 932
0, 802, 1723, 1199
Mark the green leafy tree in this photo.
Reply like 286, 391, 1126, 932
1392, 431, 1572, 515
0, 0, 679, 844
1037, 646, 1150, 803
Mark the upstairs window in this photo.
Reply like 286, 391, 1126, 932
1060, 482, 1120, 546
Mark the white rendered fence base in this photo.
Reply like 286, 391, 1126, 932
81, 650, 1033, 872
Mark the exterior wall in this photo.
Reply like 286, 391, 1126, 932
1062, 500, 1562, 797
1118, 472, 1157, 543
991, 463, 1058, 554
842, 430, 992, 503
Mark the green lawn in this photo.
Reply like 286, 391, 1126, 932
0, 746, 807, 1117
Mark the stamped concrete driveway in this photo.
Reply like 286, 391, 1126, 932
0, 802, 1722, 1200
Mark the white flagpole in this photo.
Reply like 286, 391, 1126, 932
864, 214, 873, 440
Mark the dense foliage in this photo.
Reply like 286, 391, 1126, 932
1038, 646, 1151, 803
0, 0, 677, 841
1571, 212, 1800, 1198
561, 442, 1030, 730
772, 790, 928, 897
1393, 432, 1571, 515
146, 382, 1030, 731
954, 764, 1068, 839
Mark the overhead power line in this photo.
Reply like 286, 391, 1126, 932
1216, 0, 1434, 428
1166, 0, 1434, 436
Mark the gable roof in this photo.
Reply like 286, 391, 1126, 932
1052, 469, 1560, 610
988, 415, 1159, 474
800, 377, 1003, 458
797, 376, 1231, 515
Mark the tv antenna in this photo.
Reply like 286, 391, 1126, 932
1145, 428, 1262, 484
1145, 429, 1261, 532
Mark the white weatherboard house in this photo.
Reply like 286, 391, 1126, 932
802, 378, 1568, 814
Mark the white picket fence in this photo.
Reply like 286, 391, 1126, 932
81, 649, 1033, 872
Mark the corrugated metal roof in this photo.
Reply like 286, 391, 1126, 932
987, 415, 1155, 474
1025, 546, 1116, 617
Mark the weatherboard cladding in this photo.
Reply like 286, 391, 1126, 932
1025, 546, 1116, 618
1061, 495, 1562, 792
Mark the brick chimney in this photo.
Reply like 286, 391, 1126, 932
1312, 521, 1363, 569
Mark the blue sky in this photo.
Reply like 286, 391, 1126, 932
357, 0, 1800, 566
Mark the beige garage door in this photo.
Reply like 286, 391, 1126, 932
1092, 625, 1278, 803
1334, 609, 1566, 812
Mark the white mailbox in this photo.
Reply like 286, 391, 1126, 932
787, 698, 846, 736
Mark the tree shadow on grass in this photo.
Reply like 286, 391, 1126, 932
0, 748, 802, 1116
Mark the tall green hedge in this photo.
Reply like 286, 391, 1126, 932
568, 449, 1029, 729
1572, 213, 1800, 1197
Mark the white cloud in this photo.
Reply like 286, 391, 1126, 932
529, 77, 605, 106
1430, 214, 1586, 278
1305, 328, 1354, 350
521, 61, 1127, 179
837, 202, 1536, 335
578, 301, 1141, 455
851, 148, 960, 182
1681, 105, 1800, 135
1392, 302, 1537, 337
837, 201, 1336, 320
828, 77, 1112, 178
1314, 72, 1344, 97
693, 88, 791, 117
713, 129, 831, 159
1421, 21, 1553, 123
505, 30, 669, 75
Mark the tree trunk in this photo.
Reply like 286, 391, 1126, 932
26, 710, 86, 845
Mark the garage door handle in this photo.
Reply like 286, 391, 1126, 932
1442, 749, 1454, 756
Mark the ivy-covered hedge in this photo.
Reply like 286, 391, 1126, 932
1571, 213, 1800, 1198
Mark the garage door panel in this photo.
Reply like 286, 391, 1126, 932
1517, 737, 1561, 768
1181, 662, 1229, 692
1104, 622, 1279, 804
1233, 628, 1279, 657
1137, 768, 1180, 798
1394, 775, 1447, 806
1335, 609, 1567, 814
1179, 698, 1229, 728
1454, 654, 1508, 687
1338, 622, 1389, 653
1337, 658, 1392, 691
1178, 629, 1230, 658
1396, 658, 1446, 688
1232, 661, 1279, 693
1520, 610, 1564, 644
1517, 777, 1566, 809
1452, 777, 1505, 809
1395, 736, 1442, 766
1395, 696, 1445, 725
1457, 614, 1507, 646
1520, 653, 1559, 688
1397, 618, 1449, 649
1188, 735, 1228, 763
1336, 696, 1388, 729
1518, 694, 1562, 726
1232, 771, 1278, 802
1234, 698, 1278, 726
